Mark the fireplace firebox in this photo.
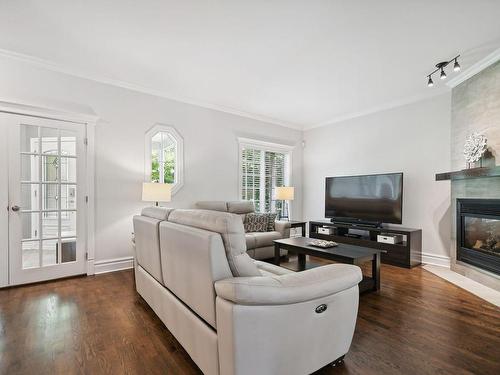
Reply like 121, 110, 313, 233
457, 199, 500, 275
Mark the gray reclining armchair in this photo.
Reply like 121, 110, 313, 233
133, 207, 362, 375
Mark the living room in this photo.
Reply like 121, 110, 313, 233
0, 1, 499, 374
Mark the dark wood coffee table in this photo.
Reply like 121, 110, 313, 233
273, 237, 386, 293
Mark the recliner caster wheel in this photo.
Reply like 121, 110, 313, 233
331, 356, 345, 367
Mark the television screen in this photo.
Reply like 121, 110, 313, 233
325, 173, 403, 224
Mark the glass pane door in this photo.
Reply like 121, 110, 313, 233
7, 114, 86, 286
20, 125, 78, 269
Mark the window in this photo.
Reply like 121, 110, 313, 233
145, 125, 184, 194
151, 132, 176, 184
239, 138, 292, 214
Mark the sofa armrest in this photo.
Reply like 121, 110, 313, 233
215, 264, 362, 305
274, 220, 291, 238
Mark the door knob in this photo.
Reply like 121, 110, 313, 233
11, 205, 20, 212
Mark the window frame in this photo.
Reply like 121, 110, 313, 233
237, 137, 293, 214
145, 124, 184, 194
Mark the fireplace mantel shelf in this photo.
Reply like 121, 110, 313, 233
435, 166, 500, 181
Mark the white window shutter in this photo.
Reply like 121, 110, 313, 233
240, 144, 289, 214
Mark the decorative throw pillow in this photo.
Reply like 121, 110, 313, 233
265, 213, 277, 231
244, 213, 268, 232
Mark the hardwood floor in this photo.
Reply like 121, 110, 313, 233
0, 261, 499, 375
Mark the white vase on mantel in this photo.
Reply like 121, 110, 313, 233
463, 132, 487, 170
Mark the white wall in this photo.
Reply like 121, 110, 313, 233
0, 54, 453, 267
0, 56, 303, 264
302, 94, 452, 263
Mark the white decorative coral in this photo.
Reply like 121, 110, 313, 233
463, 132, 487, 163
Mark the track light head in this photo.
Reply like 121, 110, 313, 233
440, 68, 447, 80
427, 76, 434, 87
453, 58, 461, 72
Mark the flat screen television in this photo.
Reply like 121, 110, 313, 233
325, 172, 403, 225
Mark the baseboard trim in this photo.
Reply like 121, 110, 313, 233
94, 256, 134, 275
422, 252, 451, 268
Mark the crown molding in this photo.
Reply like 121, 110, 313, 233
0, 99, 99, 124
446, 47, 500, 88
0, 48, 304, 131
305, 89, 449, 131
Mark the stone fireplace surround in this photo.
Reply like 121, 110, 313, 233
450, 60, 500, 291
451, 178, 500, 291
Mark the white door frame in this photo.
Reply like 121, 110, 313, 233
0, 100, 98, 281
0, 124, 9, 287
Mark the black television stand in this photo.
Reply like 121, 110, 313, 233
309, 220, 422, 268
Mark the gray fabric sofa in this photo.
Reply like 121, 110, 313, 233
133, 206, 362, 375
195, 200, 291, 260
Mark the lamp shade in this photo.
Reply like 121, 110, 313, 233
142, 182, 171, 202
275, 186, 294, 200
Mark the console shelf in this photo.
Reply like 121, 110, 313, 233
309, 221, 422, 268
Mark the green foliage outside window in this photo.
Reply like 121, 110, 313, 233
151, 149, 175, 183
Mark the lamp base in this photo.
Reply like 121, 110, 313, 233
279, 200, 290, 221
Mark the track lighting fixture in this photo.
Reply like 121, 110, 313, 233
426, 55, 460, 87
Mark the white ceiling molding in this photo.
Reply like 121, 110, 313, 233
305, 89, 450, 131
0, 99, 99, 124
0, 48, 303, 131
446, 48, 500, 88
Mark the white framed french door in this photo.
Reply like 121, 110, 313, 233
2, 113, 88, 285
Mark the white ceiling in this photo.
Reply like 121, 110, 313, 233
1, 0, 500, 130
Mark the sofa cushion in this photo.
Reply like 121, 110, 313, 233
244, 213, 268, 232
195, 201, 228, 212
264, 213, 277, 231
167, 209, 261, 277
245, 234, 257, 250
252, 231, 282, 248
227, 201, 255, 214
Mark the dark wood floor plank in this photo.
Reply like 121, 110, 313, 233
0, 260, 499, 375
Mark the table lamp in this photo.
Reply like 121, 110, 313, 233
142, 182, 171, 206
275, 186, 294, 220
